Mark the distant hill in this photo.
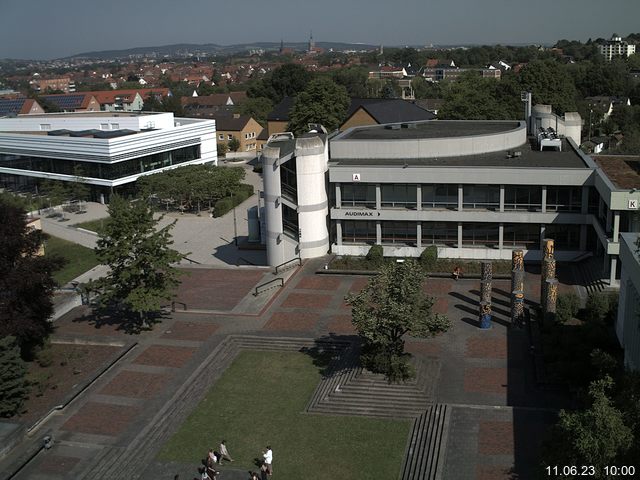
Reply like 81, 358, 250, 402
64, 41, 381, 60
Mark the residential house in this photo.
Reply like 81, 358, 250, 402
214, 114, 263, 153
30, 76, 75, 93
599, 34, 636, 62
0, 98, 45, 117
41, 93, 101, 112
182, 93, 247, 118
586, 96, 631, 121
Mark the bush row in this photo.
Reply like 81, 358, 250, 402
212, 184, 255, 217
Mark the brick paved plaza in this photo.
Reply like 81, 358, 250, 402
3, 257, 574, 480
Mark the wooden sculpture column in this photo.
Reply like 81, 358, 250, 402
511, 250, 525, 326
479, 261, 493, 329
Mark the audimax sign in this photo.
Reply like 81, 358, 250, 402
343, 211, 381, 217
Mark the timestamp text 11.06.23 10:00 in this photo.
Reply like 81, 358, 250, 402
546, 465, 636, 476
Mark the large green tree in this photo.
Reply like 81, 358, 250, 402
542, 376, 633, 477
87, 196, 184, 329
235, 96, 273, 127
247, 64, 313, 104
287, 77, 350, 134
0, 336, 29, 417
0, 201, 64, 356
517, 59, 578, 113
345, 260, 450, 382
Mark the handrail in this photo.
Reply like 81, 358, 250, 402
254, 278, 284, 296
274, 257, 301, 274
237, 256, 256, 266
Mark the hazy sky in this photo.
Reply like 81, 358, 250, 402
1, 0, 639, 59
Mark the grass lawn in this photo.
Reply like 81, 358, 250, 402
45, 235, 99, 285
73, 218, 108, 234
158, 351, 411, 478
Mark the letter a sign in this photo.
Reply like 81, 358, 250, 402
352, 173, 361, 182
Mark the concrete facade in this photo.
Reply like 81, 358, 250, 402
617, 233, 640, 370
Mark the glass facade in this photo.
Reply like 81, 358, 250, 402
381, 221, 417, 245
421, 184, 457, 209
545, 224, 581, 250
422, 222, 458, 246
280, 158, 297, 202
341, 184, 376, 208
381, 184, 417, 208
462, 222, 500, 247
503, 223, 540, 249
504, 185, 542, 211
342, 220, 376, 244
0, 145, 200, 181
546, 186, 582, 212
463, 185, 500, 210
282, 204, 298, 238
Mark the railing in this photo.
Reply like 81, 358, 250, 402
274, 257, 302, 274
254, 278, 284, 296
237, 257, 256, 266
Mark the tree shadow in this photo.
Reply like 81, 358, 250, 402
449, 291, 511, 328
299, 333, 360, 377
71, 305, 170, 334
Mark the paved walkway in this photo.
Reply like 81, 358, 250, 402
1, 259, 574, 480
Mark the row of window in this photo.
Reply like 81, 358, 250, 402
340, 220, 581, 250
217, 132, 257, 141
340, 184, 590, 213
0, 145, 200, 181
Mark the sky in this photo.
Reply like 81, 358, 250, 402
1, 0, 639, 60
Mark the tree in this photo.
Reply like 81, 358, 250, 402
0, 336, 29, 417
227, 137, 241, 152
69, 165, 90, 207
542, 376, 633, 477
287, 78, 350, 134
0, 200, 64, 356
345, 260, 450, 382
247, 64, 313, 103
87, 196, 185, 329
235, 96, 273, 127
332, 67, 369, 97
517, 59, 578, 113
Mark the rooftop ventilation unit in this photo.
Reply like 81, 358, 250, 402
384, 124, 401, 130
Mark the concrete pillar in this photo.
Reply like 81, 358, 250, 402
416, 184, 422, 211
613, 211, 620, 241
498, 223, 504, 250
375, 184, 381, 210
416, 222, 422, 248
541, 186, 547, 213
336, 220, 342, 246
579, 224, 587, 251
335, 182, 341, 208
499, 185, 505, 213
539, 225, 546, 250
610, 256, 618, 286
376, 221, 381, 244
581, 186, 589, 215
606, 208, 612, 233
457, 222, 463, 249
458, 184, 463, 211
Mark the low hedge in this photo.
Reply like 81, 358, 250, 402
329, 255, 512, 275
212, 184, 255, 217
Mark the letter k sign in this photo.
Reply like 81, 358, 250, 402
629, 199, 639, 209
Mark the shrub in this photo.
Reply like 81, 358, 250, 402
585, 292, 616, 324
212, 198, 233, 217
360, 345, 415, 383
0, 336, 29, 417
365, 244, 384, 268
419, 246, 438, 271
36, 348, 54, 368
556, 293, 581, 323
217, 142, 228, 156
228, 137, 240, 152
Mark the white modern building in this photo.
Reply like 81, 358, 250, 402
261, 106, 640, 287
616, 232, 640, 370
599, 34, 636, 62
0, 111, 217, 200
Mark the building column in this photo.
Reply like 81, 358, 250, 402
609, 256, 618, 286
458, 184, 463, 211
416, 222, 422, 248
541, 186, 547, 213
416, 184, 422, 211
458, 222, 463, 249
540, 224, 546, 250
581, 186, 589, 215
579, 224, 587, 251
335, 182, 341, 208
376, 221, 381, 244
498, 223, 504, 250
375, 184, 381, 210
336, 220, 342, 246
499, 185, 505, 212
606, 208, 613, 233
613, 211, 620, 241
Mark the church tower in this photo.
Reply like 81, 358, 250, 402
308, 31, 315, 53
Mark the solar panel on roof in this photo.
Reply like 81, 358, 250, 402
0, 98, 26, 116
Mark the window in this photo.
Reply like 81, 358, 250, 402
111, 123, 120, 130
503, 223, 539, 249
546, 186, 581, 212
381, 221, 416, 245
341, 184, 376, 208
463, 185, 499, 210
381, 184, 416, 208
422, 222, 458, 247
545, 224, 580, 250
100, 123, 109, 130
504, 186, 542, 211
227, 134, 233, 140
219, 134, 224, 140
462, 223, 500, 248
39, 124, 51, 131
342, 220, 376, 244
280, 158, 297, 202
421, 184, 457, 209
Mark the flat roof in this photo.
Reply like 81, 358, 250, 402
594, 155, 640, 189
340, 120, 521, 140
331, 139, 589, 169
15, 111, 161, 118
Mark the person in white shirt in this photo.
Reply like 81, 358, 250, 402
262, 445, 273, 476
218, 440, 234, 464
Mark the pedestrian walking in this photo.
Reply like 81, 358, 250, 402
262, 445, 273, 476
219, 439, 234, 464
